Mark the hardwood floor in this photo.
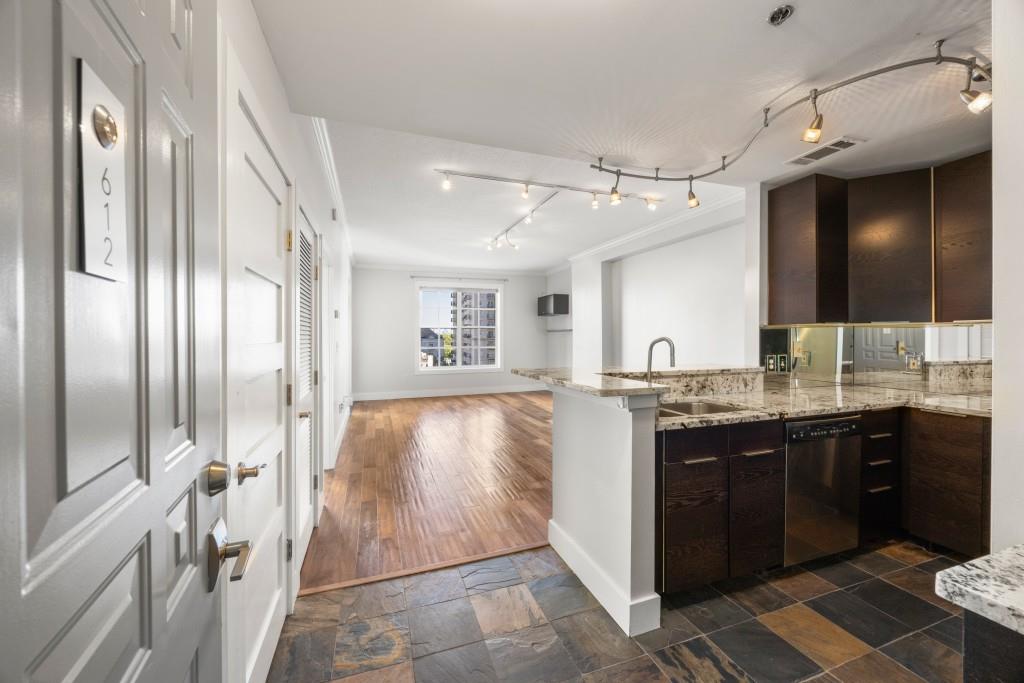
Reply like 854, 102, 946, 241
299, 392, 553, 593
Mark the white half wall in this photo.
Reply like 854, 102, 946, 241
609, 222, 747, 369
352, 266, 548, 399
991, 0, 1023, 551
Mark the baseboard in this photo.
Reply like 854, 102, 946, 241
352, 384, 542, 401
326, 406, 350, 470
548, 519, 661, 636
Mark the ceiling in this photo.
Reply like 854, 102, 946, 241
254, 0, 992, 268
324, 121, 741, 272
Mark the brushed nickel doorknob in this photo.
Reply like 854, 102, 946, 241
236, 462, 266, 485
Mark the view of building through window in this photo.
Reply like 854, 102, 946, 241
419, 287, 499, 369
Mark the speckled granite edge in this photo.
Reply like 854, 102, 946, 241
936, 545, 1024, 635
925, 358, 993, 367
511, 368, 667, 397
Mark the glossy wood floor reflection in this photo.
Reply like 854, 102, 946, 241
300, 392, 554, 593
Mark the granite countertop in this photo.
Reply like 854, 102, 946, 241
936, 545, 1024, 635
656, 375, 992, 430
601, 365, 764, 378
511, 368, 668, 397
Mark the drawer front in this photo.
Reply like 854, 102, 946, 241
862, 455, 899, 490
729, 420, 784, 456
664, 425, 729, 464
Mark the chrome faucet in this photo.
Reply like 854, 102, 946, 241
646, 337, 676, 384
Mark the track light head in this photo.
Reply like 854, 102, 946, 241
486, 241, 494, 251
521, 184, 530, 199
512, 242, 520, 251
802, 90, 823, 143
524, 212, 533, 225
591, 193, 600, 210
442, 173, 452, 191
687, 176, 700, 209
960, 88, 993, 114
609, 188, 621, 205
646, 198, 657, 211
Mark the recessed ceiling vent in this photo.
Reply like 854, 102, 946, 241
786, 136, 864, 166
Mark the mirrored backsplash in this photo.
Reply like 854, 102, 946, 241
760, 324, 992, 386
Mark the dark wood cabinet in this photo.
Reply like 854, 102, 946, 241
729, 448, 785, 576
934, 151, 992, 322
658, 420, 784, 592
902, 408, 990, 557
662, 454, 730, 593
768, 174, 848, 324
848, 169, 934, 323
860, 409, 901, 542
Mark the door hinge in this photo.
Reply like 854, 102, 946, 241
286, 383, 293, 406
314, 369, 318, 386
286, 539, 293, 562
314, 264, 319, 280
286, 230, 293, 252
313, 474, 319, 489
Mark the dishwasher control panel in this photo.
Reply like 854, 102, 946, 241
786, 417, 862, 442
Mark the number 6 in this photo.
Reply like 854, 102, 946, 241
101, 167, 111, 196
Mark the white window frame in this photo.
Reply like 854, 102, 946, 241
414, 280, 504, 374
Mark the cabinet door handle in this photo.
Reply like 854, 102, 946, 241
682, 456, 718, 465
868, 485, 894, 494
867, 459, 893, 467
741, 448, 776, 458
867, 432, 893, 440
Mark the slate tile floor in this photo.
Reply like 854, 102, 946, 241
270, 541, 967, 683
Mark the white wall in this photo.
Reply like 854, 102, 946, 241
352, 267, 547, 399
609, 223, 747, 369
991, 0, 1024, 551
545, 267, 573, 367
218, 1, 354, 462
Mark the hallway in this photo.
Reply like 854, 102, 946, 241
300, 392, 554, 592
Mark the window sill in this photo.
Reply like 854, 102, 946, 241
415, 366, 504, 375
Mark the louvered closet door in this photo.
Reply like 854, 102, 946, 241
291, 210, 320, 595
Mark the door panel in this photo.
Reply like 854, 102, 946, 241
1, 0, 221, 681
224, 44, 290, 683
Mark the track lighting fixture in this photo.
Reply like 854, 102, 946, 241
589, 40, 993, 188
802, 89, 823, 144
592, 193, 600, 210
610, 171, 622, 206
442, 173, 452, 191
960, 64, 993, 114
521, 184, 530, 199
486, 241, 494, 251
646, 198, 657, 211
687, 176, 699, 209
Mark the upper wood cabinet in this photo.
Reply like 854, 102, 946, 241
847, 169, 933, 323
934, 151, 992, 322
768, 174, 848, 325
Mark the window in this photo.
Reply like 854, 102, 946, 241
418, 284, 500, 371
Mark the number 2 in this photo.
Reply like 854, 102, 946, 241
103, 237, 113, 267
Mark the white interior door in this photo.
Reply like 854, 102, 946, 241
290, 205, 321, 597
0, 0, 223, 681
223, 39, 290, 683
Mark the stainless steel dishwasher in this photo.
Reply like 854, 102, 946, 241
784, 415, 862, 566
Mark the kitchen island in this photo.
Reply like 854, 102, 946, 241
514, 365, 993, 636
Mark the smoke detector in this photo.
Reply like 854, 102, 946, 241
768, 5, 795, 27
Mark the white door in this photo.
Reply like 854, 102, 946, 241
223, 41, 290, 683
290, 205, 322, 598
0, 0, 223, 681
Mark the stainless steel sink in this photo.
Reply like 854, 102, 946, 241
658, 401, 741, 417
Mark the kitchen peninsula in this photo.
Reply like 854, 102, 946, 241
513, 363, 993, 637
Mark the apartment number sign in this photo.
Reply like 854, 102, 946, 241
78, 59, 128, 282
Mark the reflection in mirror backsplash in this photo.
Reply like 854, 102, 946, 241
760, 324, 992, 388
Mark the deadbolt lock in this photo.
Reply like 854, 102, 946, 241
92, 104, 118, 150
206, 518, 252, 592
204, 460, 231, 496
237, 461, 266, 485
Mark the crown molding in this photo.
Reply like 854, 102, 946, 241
353, 262, 549, 278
